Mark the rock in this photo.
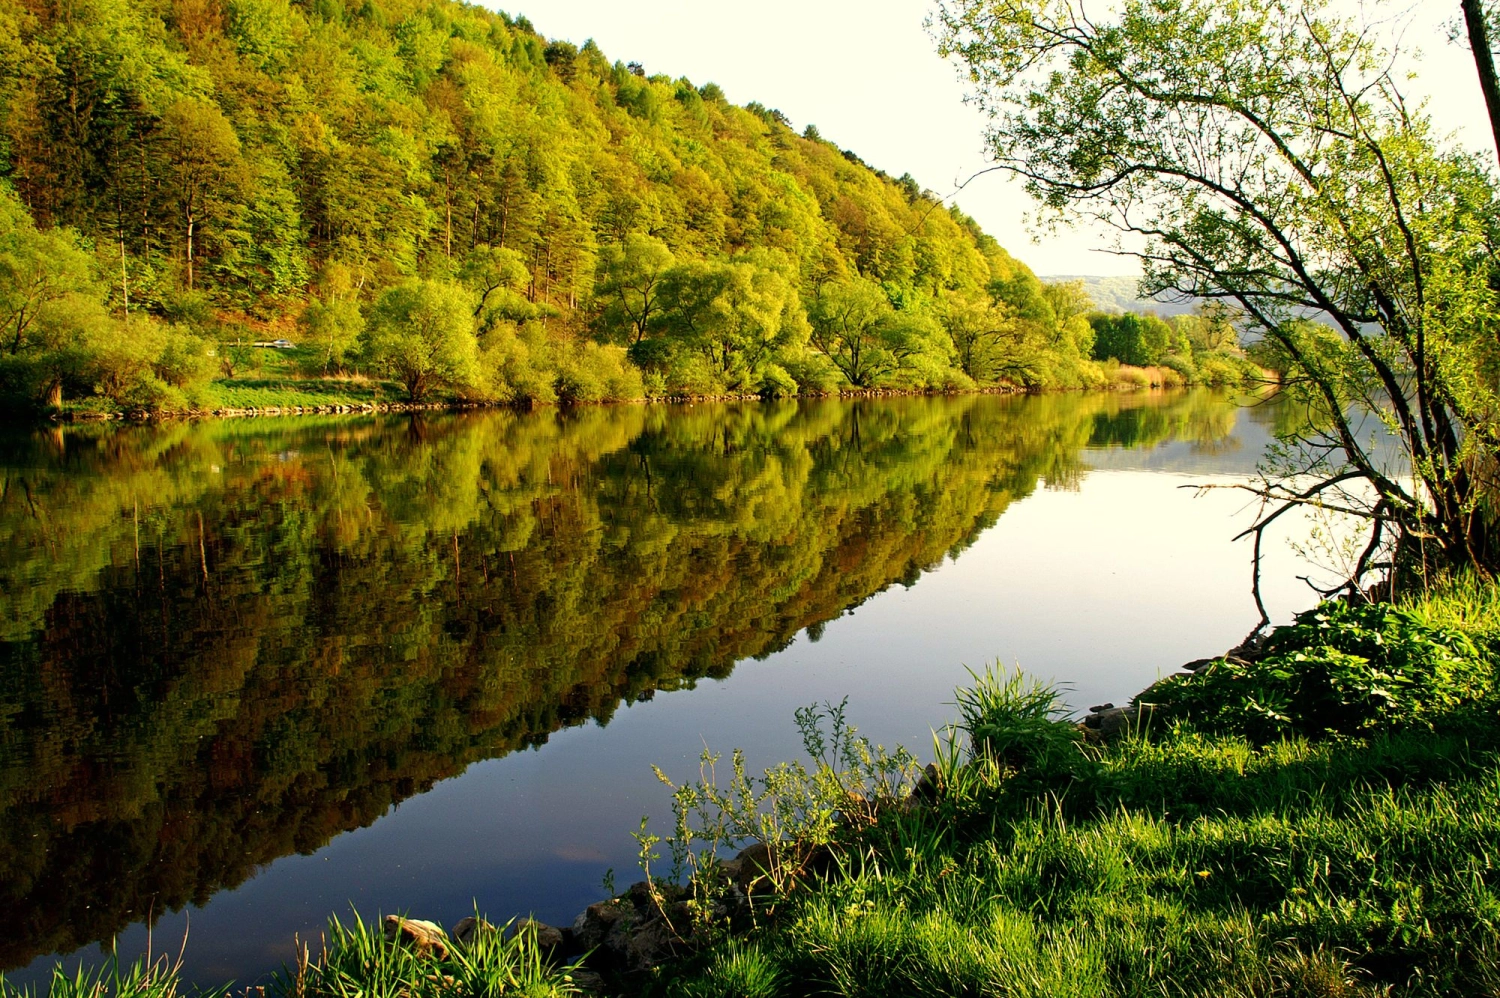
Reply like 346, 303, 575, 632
566, 968, 606, 994
383, 916, 450, 960
619, 914, 680, 971
508, 917, 567, 957
1088, 702, 1116, 713
911, 762, 944, 804
1096, 703, 1156, 740
572, 898, 631, 955
728, 842, 773, 891
450, 916, 495, 946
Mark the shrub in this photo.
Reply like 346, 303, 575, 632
1160, 354, 1196, 384
757, 363, 799, 399
954, 665, 1085, 778
664, 354, 726, 397
1195, 354, 1246, 387
152, 326, 213, 389
778, 350, 844, 394
555, 341, 642, 403
1146, 601, 1495, 741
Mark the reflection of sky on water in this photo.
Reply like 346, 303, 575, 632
15, 397, 1340, 987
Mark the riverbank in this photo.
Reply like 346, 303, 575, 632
26, 360, 1270, 424
6, 577, 1495, 998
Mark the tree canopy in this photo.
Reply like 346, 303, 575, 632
0, 0, 1267, 411
935, 0, 1500, 582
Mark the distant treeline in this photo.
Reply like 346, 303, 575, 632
0, 0, 1262, 413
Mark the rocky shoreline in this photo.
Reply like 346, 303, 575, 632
45, 383, 1038, 423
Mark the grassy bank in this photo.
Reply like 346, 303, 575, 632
6, 582, 1493, 998
626, 578, 1500, 998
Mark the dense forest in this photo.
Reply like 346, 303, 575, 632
0, 391, 1248, 968
0, 0, 1260, 413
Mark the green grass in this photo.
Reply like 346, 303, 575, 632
0, 950, 222, 998
643, 583, 1500, 997
0, 912, 578, 998
264, 910, 577, 998
199, 376, 395, 410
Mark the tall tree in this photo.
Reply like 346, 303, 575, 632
157, 98, 242, 291
936, 0, 1500, 586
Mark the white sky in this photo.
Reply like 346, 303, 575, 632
501, 0, 1493, 279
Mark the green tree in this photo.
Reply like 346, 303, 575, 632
805, 277, 896, 387
654, 255, 804, 388
157, 99, 244, 292
939, 290, 1011, 382
1089, 312, 1171, 367
592, 233, 674, 346
936, 0, 1500, 580
298, 295, 364, 374
0, 185, 100, 360
364, 278, 479, 401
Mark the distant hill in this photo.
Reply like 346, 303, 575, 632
1044, 276, 1203, 318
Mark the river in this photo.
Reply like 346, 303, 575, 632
0, 390, 1326, 985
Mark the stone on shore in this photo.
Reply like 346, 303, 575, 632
450, 916, 495, 946
383, 915, 450, 959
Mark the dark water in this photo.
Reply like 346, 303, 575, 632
0, 391, 1320, 985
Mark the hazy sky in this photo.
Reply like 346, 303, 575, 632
501, 0, 1492, 278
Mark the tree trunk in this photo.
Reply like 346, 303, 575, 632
44, 379, 62, 408
1462, 0, 1500, 167
186, 210, 195, 290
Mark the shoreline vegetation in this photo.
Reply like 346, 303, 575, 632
31, 362, 1273, 424
6, 575, 1497, 998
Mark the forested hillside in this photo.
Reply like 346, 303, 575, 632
0, 0, 1129, 412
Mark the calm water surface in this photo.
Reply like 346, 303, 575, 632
0, 391, 1322, 984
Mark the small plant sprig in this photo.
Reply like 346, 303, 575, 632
641, 699, 921, 935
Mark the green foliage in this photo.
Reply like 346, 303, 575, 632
645, 699, 919, 917
363, 279, 478, 401
1090, 311, 1171, 367
0, 949, 223, 998
669, 940, 782, 998
934, 0, 1500, 573
0, 0, 1076, 410
297, 296, 365, 374
262, 910, 575, 998
1148, 601, 1495, 741
953, 666, 1085, 778
656, 592, 1500, 997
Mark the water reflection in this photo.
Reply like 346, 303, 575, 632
0, 391, 1256, 974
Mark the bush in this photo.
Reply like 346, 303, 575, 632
1195, 353, 1248, 387
297, 296, 365, 374
664, 354, 726, 397
954, 665, 1085, 778
555, 341, 642, 403
1160, 353, 1196, 384
778, 350, 844, 394
757, 363, 799, 399
120, 371, 193, 413
1146, 601, 1495, 741
152, 326, 213, 388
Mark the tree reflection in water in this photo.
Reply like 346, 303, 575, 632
0, 390, 1246, 970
